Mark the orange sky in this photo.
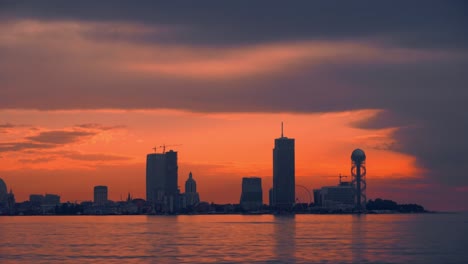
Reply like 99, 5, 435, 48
0, 109, 420, 206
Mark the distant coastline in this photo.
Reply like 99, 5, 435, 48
1, 198, 430, 216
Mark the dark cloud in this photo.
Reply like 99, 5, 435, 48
75, 123, 125, 131
26, 130, 96, 144
0, 126, 113, 152
0, 142, 56, 152
0, 123, 32, 133
62, 151, 131, 162
0, 123, 15, 128
1, 1, 467, 49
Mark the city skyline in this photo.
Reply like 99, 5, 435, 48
1, 2, 467, 211
0, 117, 463, 211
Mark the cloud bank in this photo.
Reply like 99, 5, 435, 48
0, 1, 467, 187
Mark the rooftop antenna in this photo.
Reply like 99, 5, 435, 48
281, 121, 284, 137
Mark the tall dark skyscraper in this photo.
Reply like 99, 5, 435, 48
93, 185, 108, 206
272, 123, 295, 209
146, 150, 178, 212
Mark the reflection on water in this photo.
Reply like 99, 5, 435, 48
274, 215, 296, 263
351, 215, 366, 263
0, 214, 467, 264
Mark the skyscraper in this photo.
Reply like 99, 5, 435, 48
93, 186, 108, 205
146, 150, 178, 212
0, 178, 7, 205
240, 177, 263, 211
272, 123, 295, 210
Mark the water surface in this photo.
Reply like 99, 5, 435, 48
0, 214, 466, 263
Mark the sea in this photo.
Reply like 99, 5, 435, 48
0, 213, 466, 264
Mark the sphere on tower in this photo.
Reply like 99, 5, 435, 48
351, 148, 366, 163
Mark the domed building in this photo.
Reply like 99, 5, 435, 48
184, 172, 200, 207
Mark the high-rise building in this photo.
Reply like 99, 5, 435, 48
183, 172, 200, 207
272, 123, 295, 210
0, 178, 7, 204
0, 178, 12, 214
146, 150, 178, 212
44, 194, 60, 206
240, 177, 263, 211
94, 186, 108, 205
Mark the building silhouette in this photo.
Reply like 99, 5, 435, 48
315, 181, 354, 210
29, 193, 61, 214
351, 148, 367, 211
29, 194, 44, 206
240, 177, 263, 211
44, 194, 60, 205
0, 178, 7, 205
94, 186, 108, 205
0, 178, 15, 215
272, 123, 295, 210
146, 150, 179, 213
184, 172, 200, 207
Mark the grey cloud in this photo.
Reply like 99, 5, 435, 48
0, 123, 15, 128
0, 123, 32, 133
0, 142, 56, 152
26, 130, 96, 144
62, 151, 131, 162
0, 130, 93, 152
1, 1, 467, 50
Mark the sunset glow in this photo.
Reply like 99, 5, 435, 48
1, 2, 467, 211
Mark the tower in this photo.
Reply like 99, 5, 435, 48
146, 150, 179, 212
351, 148, 367, 211
94, 186, 108, 205
272, 123, 295, 210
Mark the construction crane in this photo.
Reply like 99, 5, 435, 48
158, 144, 182, 154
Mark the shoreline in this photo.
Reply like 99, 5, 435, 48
1, 211, 444, 217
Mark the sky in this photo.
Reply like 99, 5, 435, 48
0, 1, 467, 211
